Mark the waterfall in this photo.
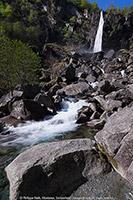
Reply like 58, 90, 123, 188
93, 11, 104, 53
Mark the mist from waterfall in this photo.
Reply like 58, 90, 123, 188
93, 11, 104, 53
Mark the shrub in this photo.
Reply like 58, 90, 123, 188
0, 2, 14, 18
91, 2, 99, 11
66, 0, 91, 9
70, 16, 76, 24
0, 35, 41, 92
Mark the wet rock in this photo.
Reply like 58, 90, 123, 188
76, 106, 94, 124
76, 113, 88, 124
23, 100, 46, 121
52, 95, 62, 110
34, 93, 56, 114
95, 103, 133, 185
57, 82, 89, 97
5, 139, 110, 200
0, 115, 23, 127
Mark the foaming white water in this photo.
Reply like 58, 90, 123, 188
120, 70, 125, 77
93, 11, 104, 53
90, 81, 99, 88
6, 99, 88, 146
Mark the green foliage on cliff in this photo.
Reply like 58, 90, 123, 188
66, 0, 91, 9
91, 2, 99, 11
0, 0, 132, 93
106, 3, 133, 14
0, 2, 14, 18
66, 0, 99, 10
0, 35, 41, 92
70, 16, 76, 24
80, 0, 90, 9
121, 5, 133, 14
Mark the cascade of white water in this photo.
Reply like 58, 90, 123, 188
93, 11, 104, 53
2, 99, 88, 146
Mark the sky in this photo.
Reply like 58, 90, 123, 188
89, 0, 133, 10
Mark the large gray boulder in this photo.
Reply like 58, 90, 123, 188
0, 90, 23, 113
95, 103, 133, 185
5, 139, 110, 200
105, 86, 133, 107
10, 100, 30, 120
57, 82, 89, 96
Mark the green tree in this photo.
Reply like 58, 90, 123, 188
91, 2, 99, 11
0, 21, 12, 37
80, 0, 90, 9
0, 35, 13, 93
28, 9, 38, 22
13, 21, 25, 40
66, 0, 90, 9
0, 35, 41, 93
121, 6, 133, 14
0, 2, 14, 18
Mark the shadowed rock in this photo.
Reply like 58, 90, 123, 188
23, 100, 46, 121
95, 103, 133, 185
5, 139, 110, 200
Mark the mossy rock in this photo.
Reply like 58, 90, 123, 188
97, 144, 118, 170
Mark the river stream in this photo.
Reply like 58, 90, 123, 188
0, 99, 99, 200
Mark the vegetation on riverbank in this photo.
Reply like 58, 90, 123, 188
0, 0, 132, 95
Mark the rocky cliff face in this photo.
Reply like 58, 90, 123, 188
40, 0, 133, 50
0, 0, 132, 64
103, 12, 133, 51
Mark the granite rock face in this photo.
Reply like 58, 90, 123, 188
0, 90, 23, 113
57, 82, 90, 96
5, 139, 110, 200
95, 103, 133, 185
0, 121, 4, 133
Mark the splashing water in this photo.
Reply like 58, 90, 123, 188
1, 99, 89, 147
93, 11, 104, 53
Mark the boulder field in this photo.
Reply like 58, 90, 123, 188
5, 103, 133, 199
1, 49, 133, 198
0, 0, 133, 198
